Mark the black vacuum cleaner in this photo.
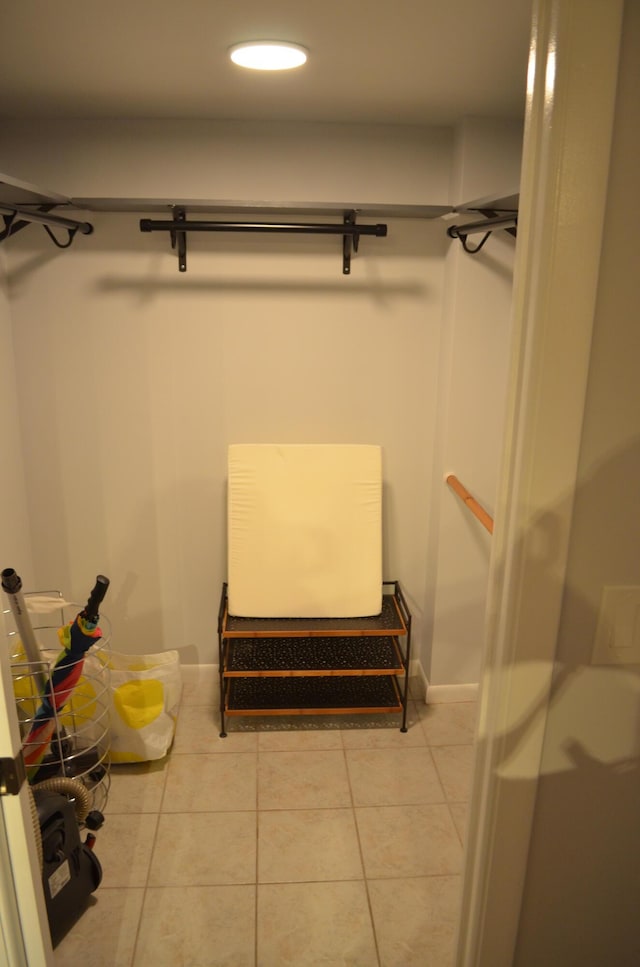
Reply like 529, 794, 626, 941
2, 568, 110, 947
33, 788, 103, 947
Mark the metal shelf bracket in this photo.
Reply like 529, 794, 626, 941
343, 210, 358, 275
447, 211, 518, 255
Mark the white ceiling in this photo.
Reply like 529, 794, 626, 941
1, 0, 532, 126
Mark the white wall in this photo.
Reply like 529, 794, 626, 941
513, 3, 639, 962
426, 119, 520, 686
450, 117, 523, 206
0, 120, 452, 207
1, 117, 519, 683
5, 210, 446, 664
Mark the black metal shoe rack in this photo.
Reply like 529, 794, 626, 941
217, 580, 411, 737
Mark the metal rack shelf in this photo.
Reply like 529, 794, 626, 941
224, 635, 405, 676
217, 580, 411, 735
221, 591, 407, 637
225, 674, 403, 715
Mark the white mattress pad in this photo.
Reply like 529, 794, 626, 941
227, 444, 382, 617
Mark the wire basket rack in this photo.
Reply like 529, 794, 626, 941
4, 590, 111, 816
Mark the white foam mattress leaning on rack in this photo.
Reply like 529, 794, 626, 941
227, 443, 382, 618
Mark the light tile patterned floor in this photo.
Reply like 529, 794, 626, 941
54, 684, 476, 967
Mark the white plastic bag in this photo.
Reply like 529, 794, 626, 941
106, 650, 181, 763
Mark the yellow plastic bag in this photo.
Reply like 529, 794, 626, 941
105, 650, 181, 763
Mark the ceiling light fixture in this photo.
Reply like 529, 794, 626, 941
229, 41, 308, 71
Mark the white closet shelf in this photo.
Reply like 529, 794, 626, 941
0, 172, 71, 208
453, 190, 519, 213
1, 168, 453, 219
69, 198, 452, 218
1, 170, 454, 270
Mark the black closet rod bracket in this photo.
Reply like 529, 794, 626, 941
447, 213, 518, 254
139, 208, 388, 274
0, 204, 93, 247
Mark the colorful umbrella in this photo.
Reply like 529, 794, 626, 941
21, 576, 110, 781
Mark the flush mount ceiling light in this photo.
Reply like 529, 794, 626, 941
229, 41, 308, 71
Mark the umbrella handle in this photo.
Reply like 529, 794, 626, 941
83, 575, 110, 623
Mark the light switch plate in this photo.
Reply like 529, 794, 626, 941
592, 585, 640, 665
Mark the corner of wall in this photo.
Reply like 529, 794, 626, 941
452, 115, 524, 206
412, 658, 478, 704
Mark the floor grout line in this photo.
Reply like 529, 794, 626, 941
58, 697, 477, 966
342, 730, 382, 967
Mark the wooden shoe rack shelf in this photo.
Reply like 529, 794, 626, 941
217, 580, 412, 736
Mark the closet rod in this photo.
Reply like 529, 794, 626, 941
139, 219, 387, 237
141, 209, 387, 274
446, 474, 494, 535
0, 204, 93, 235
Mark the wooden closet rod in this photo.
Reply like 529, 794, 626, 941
446, 474, 494, 535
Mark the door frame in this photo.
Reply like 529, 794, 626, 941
455, 0, 625, 963
0, 604, 53, 966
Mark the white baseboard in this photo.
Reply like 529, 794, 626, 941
413, 659, 479, 703
180, 663, 216, 684
426, 682, 479, 703
411, 659, 429, 701
180, 663, 219, 706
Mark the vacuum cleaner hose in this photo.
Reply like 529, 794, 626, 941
32, 777, 92, 823
27, 785, 43, 873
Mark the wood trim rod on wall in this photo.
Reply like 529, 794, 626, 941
445, 474, 494, 534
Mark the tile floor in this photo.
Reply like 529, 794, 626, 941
53, 681, 477, 967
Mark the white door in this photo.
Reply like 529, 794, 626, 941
0, 603, 53, 966
456, 0, 626, 964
